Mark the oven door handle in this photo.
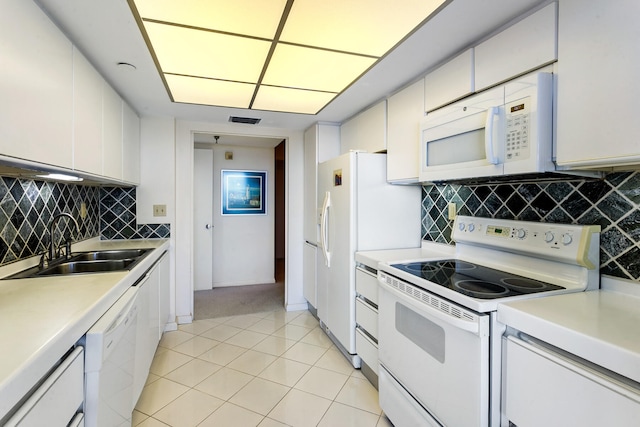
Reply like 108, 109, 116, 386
379, 278, 484, 335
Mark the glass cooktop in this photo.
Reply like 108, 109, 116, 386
390, 259, 564, 300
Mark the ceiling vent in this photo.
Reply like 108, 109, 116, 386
229, 116, 261, 125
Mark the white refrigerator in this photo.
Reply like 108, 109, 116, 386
317, 151, 421, 365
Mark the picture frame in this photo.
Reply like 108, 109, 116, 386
221, 170, 267, 215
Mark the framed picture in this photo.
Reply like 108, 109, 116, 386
221, 170, 267, 215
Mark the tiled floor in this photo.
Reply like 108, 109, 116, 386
133, 309, 392, 427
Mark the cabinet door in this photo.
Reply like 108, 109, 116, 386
123, 102, 141, 184
304, 125, 319, 243
102, 84, 123, 180
73, 47, 103, 176
424, 49, 474, 112
475, 3, 557, 91
303, 242, 317, 307
387, 79, 424, 182
556, 0, 640, 168
0, 0, 73, 169
340, 101, 387, 154
158, 252, 170, 336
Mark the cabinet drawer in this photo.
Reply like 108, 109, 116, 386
356, 267, 378, 305
6, 346, 84, 427
356, 327, 379, 374
356, 297, 378, 338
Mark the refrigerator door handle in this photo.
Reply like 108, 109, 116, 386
320, 191, 331, 267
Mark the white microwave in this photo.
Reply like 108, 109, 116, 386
419, 72, 555, 182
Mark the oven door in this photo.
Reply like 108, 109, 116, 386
378, 275, 490, 427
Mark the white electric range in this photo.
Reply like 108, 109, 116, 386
376, 215, 600, 427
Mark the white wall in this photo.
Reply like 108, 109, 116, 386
138, 116, 177, 330
175, 120, 307, 324
211, 144, 275, 287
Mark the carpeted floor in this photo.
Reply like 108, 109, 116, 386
193, 282, 285, 320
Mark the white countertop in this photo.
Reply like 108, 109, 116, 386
498, 275, 640, 384
0, 238, 169, 419
355, 241, 455, 270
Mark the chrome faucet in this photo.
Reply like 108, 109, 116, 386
48, 212, 80, 262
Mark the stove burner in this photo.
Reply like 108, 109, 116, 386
404, 263, 439, 273
437, 260, 476, 270
501, 277, 547, 290
454, 279, 510, 298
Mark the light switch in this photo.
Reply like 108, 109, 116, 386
153, 204, 167, 217
448, 202, 457, 220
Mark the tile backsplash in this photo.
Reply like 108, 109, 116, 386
421, 172, 640, 281
0, 177, 170, 267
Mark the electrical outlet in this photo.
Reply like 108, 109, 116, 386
448, 202, 457, 220
153, 204, 167, 217
80, 202, 87, 219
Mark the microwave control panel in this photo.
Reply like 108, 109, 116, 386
505, 96, 531, 161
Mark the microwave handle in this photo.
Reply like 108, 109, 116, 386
484, 106, 501, 164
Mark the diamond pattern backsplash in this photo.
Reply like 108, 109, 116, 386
421, 172, 640, 281
0, 177, 170, 267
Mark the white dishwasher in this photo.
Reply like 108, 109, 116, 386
81, 287, 139, 427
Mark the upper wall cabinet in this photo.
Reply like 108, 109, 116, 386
73, 47, 103, 176
123, 102, 141, 185
475, 3, 557, 91
102, 83, 124, 181
340, 101, 387, 154
424, 49, 474, 112
0, 0, 73, 169
387, 79, 424, 183
556, 0, 640, 169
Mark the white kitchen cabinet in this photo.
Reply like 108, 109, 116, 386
387, 79, 424, 183
72, 47, 103, 176
158, 251, 170, 335
474, 3, 557, 91
556, 0, 640, 169
303, 123, 339, 309
102, 84, 123, 181
355, 265, 380, 386
122, 102, 141, 184
423, 49, 474, 112
340, 101, 387, 154
0, 0, 73, 169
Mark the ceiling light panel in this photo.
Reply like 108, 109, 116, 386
253, 86, 337, 115
263, 44, 377, 92
166, 74, 255, 108
133, 0, 286, 39
143, 22, 271, 83
280, 0, 447, 56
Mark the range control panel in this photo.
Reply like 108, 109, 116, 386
452, 215, 600, 268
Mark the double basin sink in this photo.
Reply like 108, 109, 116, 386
4, 248, 152, 279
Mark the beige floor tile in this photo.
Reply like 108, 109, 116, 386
318, 402, 380, 427
294, 366, 349, 400
225, 330, 269, 348
267, 389, 332, 427
258, 357, 311, 387
164, 358, 222, 388
199, 402, 264, 427
288, 313, 319, 329
136, 417, 171, 427
271, 324, 312, 341
149, 349, 193, 376
171, 335, 219, 357
246, 318, 287, 334
158, 330, 195, 349
153, 388, 224, 427
144, 372, 161, 387
377, 413, 394, 426
251, 335, 296, 356
335, 376, 382, 415
134, 378, 190, 416
258, 418, 289, 427
178, 319, 219, 335
229, 377, 291, 415
227, 349, 278, 376
197, 342, 247, 366
132, 410, 148, 426
224, 314, 263, 329
281, 341, 327, 365
194, 366, 254, 401
200, 323, 243, 341
350, 369, 368, 380
314, 348, 357, 375
299, 327, 333, 348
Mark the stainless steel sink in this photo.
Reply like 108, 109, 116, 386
2, 248, 153, 279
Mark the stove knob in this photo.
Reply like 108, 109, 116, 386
468, 223, 475, 232
544, 231, 555, 243
515, 228, 526, 239
458, 222, 465, 231
561, 233, 573, 245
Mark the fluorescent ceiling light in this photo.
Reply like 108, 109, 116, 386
129, 0, 448, 115
36, 173, 84, 182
